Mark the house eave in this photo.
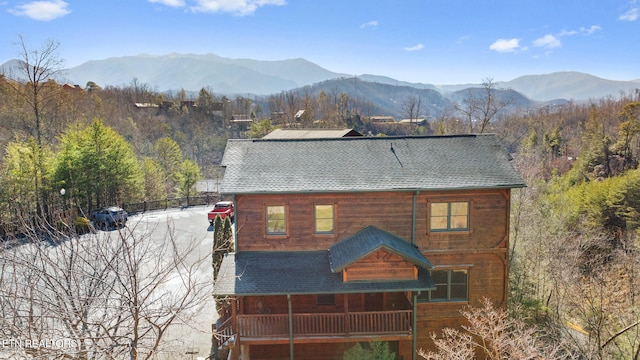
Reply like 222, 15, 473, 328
220, 184, 526, 196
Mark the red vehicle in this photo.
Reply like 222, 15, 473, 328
208, 201, 234, 224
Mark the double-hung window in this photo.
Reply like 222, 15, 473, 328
430, 202, 469, 231
419, 269, 468, 302
266, 205, 286, 235
314, 204, 334, 234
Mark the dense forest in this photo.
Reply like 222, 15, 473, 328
2, 39, 640, 359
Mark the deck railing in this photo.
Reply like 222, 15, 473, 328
349, 311, 412, 334
216, 316, 235, 341
234, 310, 412, 338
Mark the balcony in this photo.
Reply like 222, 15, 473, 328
217, 310, 413, 345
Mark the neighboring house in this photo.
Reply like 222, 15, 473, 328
213, 134, 525, 360
62, 83, 83, 91
398, 118, 427, 126
368, 115, 396, 123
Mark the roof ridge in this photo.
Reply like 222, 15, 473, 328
240, 133, 484, 143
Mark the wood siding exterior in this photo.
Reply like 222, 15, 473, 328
247, 342, 402, 360
344, 249, 417, 282
225, 188, 511, 359
234, 189, 509, 253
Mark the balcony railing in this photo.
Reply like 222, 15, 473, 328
232, 310, 412, 339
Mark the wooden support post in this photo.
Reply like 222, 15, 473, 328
231, 297, 238, 334
288, 294, 294, 360
344, 294, 350, 336
412, 293, 417, 360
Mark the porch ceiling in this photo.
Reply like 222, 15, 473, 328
213, 250, 435, 296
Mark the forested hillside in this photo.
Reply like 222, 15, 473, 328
2, 45, 640, 358
498, 98, 640, 359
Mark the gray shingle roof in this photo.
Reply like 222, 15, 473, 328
220, 134, 525, 194
329, 226, 432, 272
213, 250, 435, 296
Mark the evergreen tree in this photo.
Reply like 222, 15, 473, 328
55, 120, 143, 213
344, 341, 395, 360
176, 159, 202, 204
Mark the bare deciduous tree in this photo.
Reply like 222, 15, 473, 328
0, 220, 211, 360
454, 78, 512, 133
547, 233, 640, 360
401, 95, 424, 132
419, 298, 571, 360
12, 35, 65, 147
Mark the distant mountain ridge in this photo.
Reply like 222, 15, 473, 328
497, 72, 640, 101
60, 53, 345, 94
296, 77, 538, 119
358, 72, 640, 102
2, 53, 639, 101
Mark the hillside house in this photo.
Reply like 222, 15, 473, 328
398, 118, 427, 126
212, 134, 525, 360
369, 115, 396, 123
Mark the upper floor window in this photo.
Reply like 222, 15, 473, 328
430, 202, 469, 231
266, 205, 286, 235
314, 204, 334, 234
419, 269, 468, 303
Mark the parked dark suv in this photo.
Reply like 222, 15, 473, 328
92, 206, 128, 230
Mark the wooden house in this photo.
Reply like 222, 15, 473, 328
213, 134, 526, 360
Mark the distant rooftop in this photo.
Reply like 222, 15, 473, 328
262, 128, 362, 139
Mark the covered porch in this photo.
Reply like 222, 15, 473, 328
219, 309, 414, 344
216, 292, 415, 345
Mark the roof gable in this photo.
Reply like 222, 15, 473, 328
220, 134, 525, 194
341, 248, 419, 282
328, 226, 432, 273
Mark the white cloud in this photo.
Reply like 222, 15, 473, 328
191, 0, 286, 15
557, 29, 578, 36
580, 25, 602, 35
149, 0, 186, 7
533, 34, 561, 49
619, 7, 638, 21
555, 25, 600, 38
403, 43, 424, 52
532, 25, 600, 52
9, 0, 70, 21
360, 20, 378, 29
489, 38, 522, 53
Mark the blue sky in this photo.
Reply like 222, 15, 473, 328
1, 0, 639, 84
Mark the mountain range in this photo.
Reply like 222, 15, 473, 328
2, 53, 640, 102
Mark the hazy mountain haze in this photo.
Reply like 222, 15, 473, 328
3, 53, 640, 102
